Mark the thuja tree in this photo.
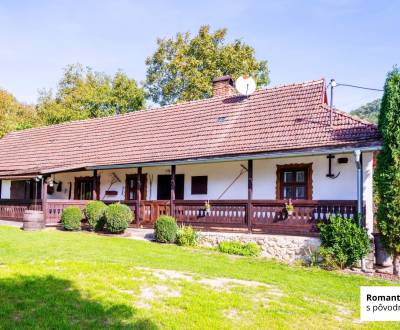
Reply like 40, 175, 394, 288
375, 67, 400, 275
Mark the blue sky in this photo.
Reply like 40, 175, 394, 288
0, 0, 398, 111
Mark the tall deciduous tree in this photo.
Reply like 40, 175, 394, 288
0, 88, 39, 137
145, 25, 269, 105
375, 67, 400, 275
37, 64, 145, 125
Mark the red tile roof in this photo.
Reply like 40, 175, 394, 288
0, 79, 380, 176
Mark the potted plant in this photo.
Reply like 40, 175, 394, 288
204, 200, 211, 216
285, 199, 294, 216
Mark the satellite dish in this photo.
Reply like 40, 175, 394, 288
235, 75, 256, 96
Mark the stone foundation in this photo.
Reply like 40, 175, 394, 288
197, 232, 320, 262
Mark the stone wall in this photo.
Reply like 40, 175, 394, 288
197, 232, 321, 262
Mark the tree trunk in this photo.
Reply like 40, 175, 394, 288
393, 253, 400, 276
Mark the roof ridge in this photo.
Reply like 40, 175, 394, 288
264, 78, 324, 91
4, 78, 326, 138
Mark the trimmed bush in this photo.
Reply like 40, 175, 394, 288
154, 216, 178, 243
61, 206, 82, 231
105, 203, 132, 233
318, 215, 370, 269
85, 201, 108, 231
176, 225, 198, 246
218, 241, 260, 257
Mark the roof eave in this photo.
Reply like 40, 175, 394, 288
85, 143, 382, 170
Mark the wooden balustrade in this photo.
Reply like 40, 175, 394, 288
174, 200, 247, 228
46, 200, 137, 224
0, 198, 359, 235
0, 200, 42, 220
250, 200, 358, 235
141, 200, 170, 226
46, 199, 89, 223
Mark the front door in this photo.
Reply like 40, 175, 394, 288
74, 177, 99, 200
125, 174, 147, 200
157, 174, 184, 200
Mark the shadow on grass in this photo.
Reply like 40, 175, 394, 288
0, 275, 158, 329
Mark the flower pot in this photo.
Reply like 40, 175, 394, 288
287, 210, 293, 216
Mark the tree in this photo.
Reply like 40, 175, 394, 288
145, 25, 269, 106
350, 99, 381, 124
0, 88, 39, 137
37, 64, 145, 125
375, 67, 400, 275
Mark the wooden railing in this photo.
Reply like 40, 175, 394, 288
45, 199, 138, 224
250, 200, 358, 235
46, 199, 89, 223
141, 200, 169, 226
174, 200, 247, 228
0, 198, 359, 235
0, 200, 42, 220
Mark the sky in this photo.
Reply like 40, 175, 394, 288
0, 0, 398, 111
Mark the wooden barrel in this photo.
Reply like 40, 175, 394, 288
23, 210, 45, 231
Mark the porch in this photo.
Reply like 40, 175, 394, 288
0, 198, 359, 236
0, 152, 372, 236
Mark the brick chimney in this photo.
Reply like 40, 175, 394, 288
212, 75, 235, 97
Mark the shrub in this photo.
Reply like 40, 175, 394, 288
375, 68, 400, 275
85, 201, 108, 231
218, 241, 260, 257
318, 215, 370, 269
176, 225, 198, 246
105, 203, 132, 233
154, 216, 178, 243
303, 246, 321, 267
61, 206, 82, 231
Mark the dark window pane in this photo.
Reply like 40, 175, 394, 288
283, 186, 292, 198
283, 172, 293, 183
191, 176, 208, 195
296, 186, 305, 198
296, 171, 305, 182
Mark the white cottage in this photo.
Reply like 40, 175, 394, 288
0, 77, 381, 240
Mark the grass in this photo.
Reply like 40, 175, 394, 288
0, 226, 398, 329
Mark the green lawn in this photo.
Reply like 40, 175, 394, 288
0, 226, 398, 329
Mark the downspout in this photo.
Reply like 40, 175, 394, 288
354, 149, 366, 272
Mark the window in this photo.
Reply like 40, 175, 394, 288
191, 176, 208, 194
125, 174, 147, 200
157, 174, 184, 200
276, 164, 312, 200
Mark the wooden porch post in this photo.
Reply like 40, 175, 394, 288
92, 170, 98, 200
42, 177, 47, 223
247, 159, 253, 233
136, 167, 142, 226
170, 165, 176, 217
